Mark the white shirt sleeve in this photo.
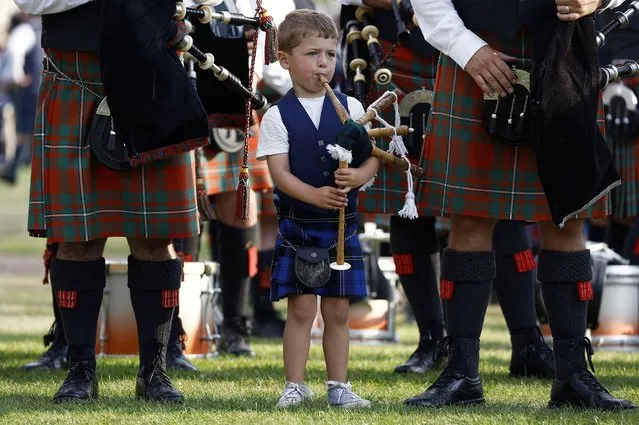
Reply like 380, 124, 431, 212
347, 97, 366, 122
411, 0, 487, 70
257, 106, 290, 160
6, 24, 36, 83
339, 0, 363, 5
602, 0, 627, 10
14, 0, 94, 15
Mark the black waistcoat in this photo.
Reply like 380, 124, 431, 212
41, 1, 103, 51
452, 0, 555, 39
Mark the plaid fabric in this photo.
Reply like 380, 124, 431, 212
359, 41, 438, 215
270, 206, 367, 301
28, 50, 199, 242
256, 189, 276, 217
202, 123, 273, 196
610, 77, 639, 218
417, 31, 609, 221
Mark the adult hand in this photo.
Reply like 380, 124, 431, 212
556, 0, 602, 21
362, 0, 391, 10
465, 45, 517, 98
245, 27, 257, 56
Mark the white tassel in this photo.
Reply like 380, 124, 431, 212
398, 191, 418, 219
359, 176, 375, 191
326, 144, 352, 164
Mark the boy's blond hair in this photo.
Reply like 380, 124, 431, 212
278, 9, 339, 53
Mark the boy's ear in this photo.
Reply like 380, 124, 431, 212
278, 51, 290, 70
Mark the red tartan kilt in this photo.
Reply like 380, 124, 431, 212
28, 50, 199, 242
202, 123, 273, 196
417, 31, 609, 221
358, 41, 438, 216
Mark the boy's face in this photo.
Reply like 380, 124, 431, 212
279, 36, 337, 98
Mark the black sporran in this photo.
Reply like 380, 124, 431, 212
294, 247, 331, 289
482, 67, 534, 146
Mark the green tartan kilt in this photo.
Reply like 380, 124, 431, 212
417, 31, 610, 221
202, 123, 273, 196
610, 76, 639, 219
28, 49, 199, 242
358, 41, 438, 216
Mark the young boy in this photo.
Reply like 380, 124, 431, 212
257, 9, 378, 409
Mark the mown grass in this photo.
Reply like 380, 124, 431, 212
0, 274, 638, 424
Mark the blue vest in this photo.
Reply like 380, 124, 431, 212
273, 89, 358, 214
452, 0, 554, 39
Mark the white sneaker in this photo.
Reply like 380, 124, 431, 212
326, 381, 371, 409
276, 381, 314, 408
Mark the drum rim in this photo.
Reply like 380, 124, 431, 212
106, 260, 218, 276
604, 264, 639, 280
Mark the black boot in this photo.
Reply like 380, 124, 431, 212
252, 249, 285, 338
129, 256, 184, 402
53, 347, 99, 403
216, 316, 255, 357
136, 343, 184, 403
405, 249, 495, 407
390, 216, 444, 374
539, 249, 635, 410
394, 329, 444, 374
166, 312, 198, 372
217, 222, 258, 355
509, 327, 554, 378
49, 257, 105, 403
24, 320, 68, 371
492, 221, 554, 378
549, 338, 634, 410
405, 337, 485, 407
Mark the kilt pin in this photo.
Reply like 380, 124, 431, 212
416, 31, 610, 221
28, 50, 199, 242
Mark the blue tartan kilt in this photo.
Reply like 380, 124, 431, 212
270, 205, 368, 301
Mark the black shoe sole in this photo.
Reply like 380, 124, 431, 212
405, 397, 486, 408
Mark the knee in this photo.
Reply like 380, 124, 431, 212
321, 298, 349, 327
56, 239, 107, 261
449, 215, 497, 251
127, 238, 175, 261
214, 190, 258, 227
287, 297, 317, 325
539, 220, 585, 252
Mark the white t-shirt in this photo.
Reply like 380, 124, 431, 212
257, 95, 366, 160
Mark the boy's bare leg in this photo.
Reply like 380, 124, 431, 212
283, 294, 317, 383
320, 297, 350, 383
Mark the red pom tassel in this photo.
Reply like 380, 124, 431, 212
235, 166, 251, 221
259, 9, 278, 65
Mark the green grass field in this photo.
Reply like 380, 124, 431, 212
0, 273, 638, 424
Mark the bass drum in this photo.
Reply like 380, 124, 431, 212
590, 265, 639, 350
97, 261, 221, 356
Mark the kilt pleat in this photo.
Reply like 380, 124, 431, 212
203, 124, 273, 196
28, 50, 199, 242
610, 77, 639, 218
270, 206, 367, 301
417, 31, 609, 221
358, 41, 438, 216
